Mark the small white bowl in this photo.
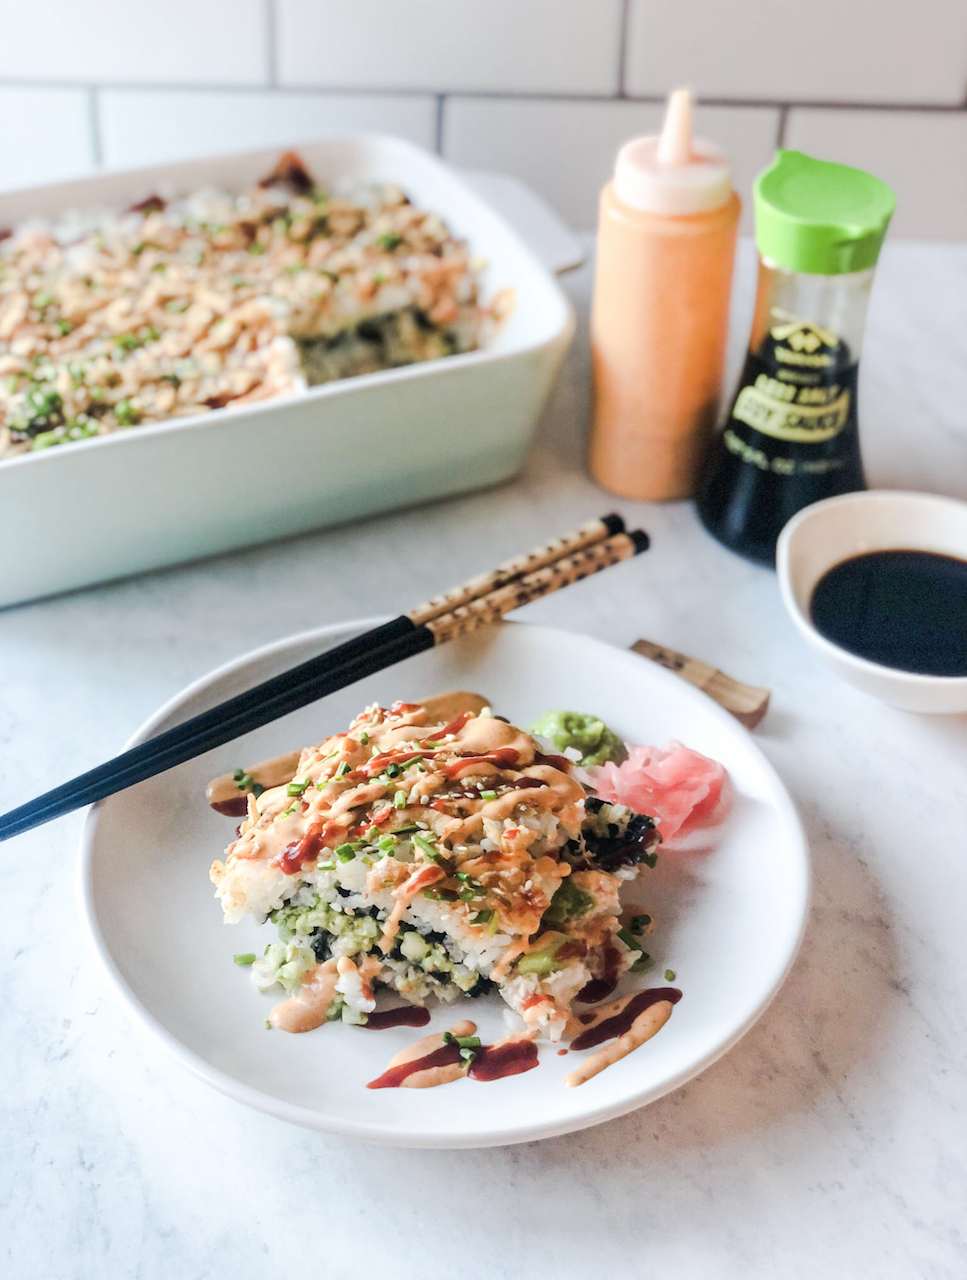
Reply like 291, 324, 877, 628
776, 490, 967, 714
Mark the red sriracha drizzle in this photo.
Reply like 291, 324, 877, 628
533, 750, 572, 772
360, 749, 433, 778
352, 806, 395, 838
277, 819, 343, 874
443, 748, 520, 779
430, 711, 473, 740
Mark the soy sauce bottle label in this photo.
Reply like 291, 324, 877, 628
698, 318, 864, 565
731, 321, 854, 444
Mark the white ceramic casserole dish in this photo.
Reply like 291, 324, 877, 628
0, 136, 574, 609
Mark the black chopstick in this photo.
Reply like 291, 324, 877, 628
0, 625, 434, 842
0, 517, 644, 842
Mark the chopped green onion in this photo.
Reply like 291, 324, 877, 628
161, 372, 181, 388
664, 969, 676, 982
334, 761, 350, 779
375, 231, 403, 251
630, 951, 651, 973
390, 824, 419, 834
457, 887, 477, 902
413, 834, 441, 861
234, 771, 254, 791
628, 914, 651, 934
377, 834, 397, 854
280, 804, 299, 817
358, 731, 370, 745
479, 789, 498, 800
264, 1018, 272, 1030
384, 762, 402, 779
616, 928, 642, 952
443, 1032, 481, 1049
233, 953, 256, 966
55, 320, 73, 336
286, 779, 309, 796
232, 768, 244, 782
454, 872, 477, 883
423, 887, 458, 902
335, 844, 356, 863
316, 861, 335, 871
251, 782, 264, 799
471, 909, 493, 925
393, 790, 407, 809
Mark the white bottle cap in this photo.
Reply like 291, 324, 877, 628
613, 89, 733, 216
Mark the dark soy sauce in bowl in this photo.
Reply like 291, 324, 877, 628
810, 550, 967, 677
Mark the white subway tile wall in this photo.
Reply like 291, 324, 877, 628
444, 98, 779, 232
277, 0, 624, 95
99, 91, 437, 171
627, 0, 967, 106
0, 87, 95, 189
0, 0, 964, 238
785, 109, 967, 241
0, 0, 268, 86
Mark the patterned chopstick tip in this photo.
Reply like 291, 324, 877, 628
407, 514, 626, 626
424, 530, 648, 644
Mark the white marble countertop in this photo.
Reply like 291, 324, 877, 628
2, 238, 966, 1279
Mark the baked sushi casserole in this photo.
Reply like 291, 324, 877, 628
0, 152, 485, 461
210, 699, 662, 1046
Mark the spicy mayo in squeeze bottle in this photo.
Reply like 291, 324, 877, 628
589, 89, 741, 501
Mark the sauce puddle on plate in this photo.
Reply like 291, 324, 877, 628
571, 987, 682, 1051
364, 1006, 432, 1031
367, 1021, 538, 1089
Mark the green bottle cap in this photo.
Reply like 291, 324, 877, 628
754, 149, 895, 276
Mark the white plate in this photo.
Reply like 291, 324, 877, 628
79, 621, 809, 1148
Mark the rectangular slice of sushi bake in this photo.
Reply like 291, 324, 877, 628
210, 699, 660, 1041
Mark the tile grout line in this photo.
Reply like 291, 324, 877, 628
777, 104, 789, 148
617, 0, 631, 99
264, 0, 279, 89
2, 78, 967, 113
87, 87, 103, 168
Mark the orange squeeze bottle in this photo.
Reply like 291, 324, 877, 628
589, 89, 741, 500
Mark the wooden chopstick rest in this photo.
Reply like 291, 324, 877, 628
631, 639, 770, 729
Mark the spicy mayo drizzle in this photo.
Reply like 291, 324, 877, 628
366, 1023, 539, 1089
564, 987, 682, 1088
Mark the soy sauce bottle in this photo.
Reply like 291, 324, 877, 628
697, 151, 894, 566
